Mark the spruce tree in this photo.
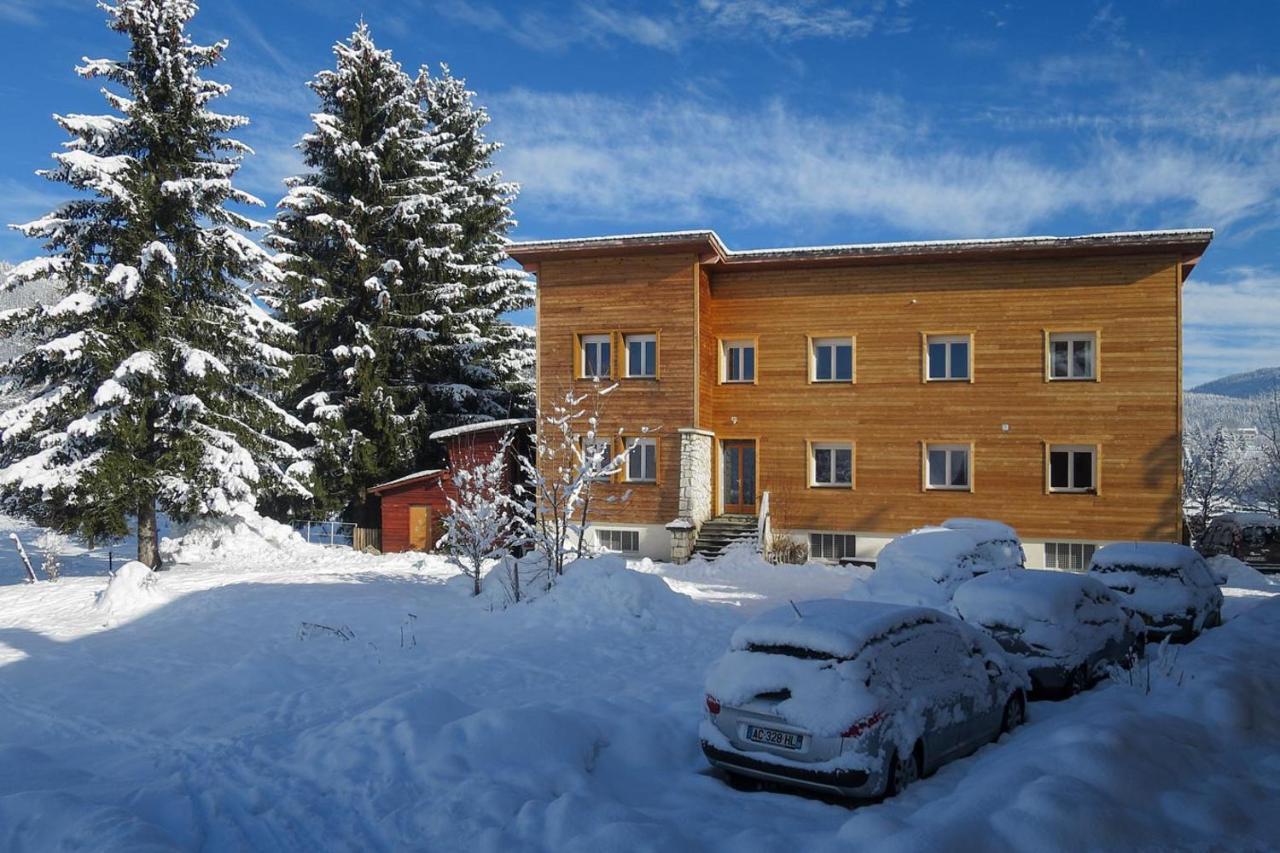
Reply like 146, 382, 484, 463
0, 0, 306, 566
414, 64, 535, 450
265, 25, 461, 519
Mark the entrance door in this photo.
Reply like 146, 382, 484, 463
722, 440, 757, 514
409, 505, 432, 551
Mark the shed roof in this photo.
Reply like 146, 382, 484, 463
368, 468, 445, 494
428, 417, 534, 441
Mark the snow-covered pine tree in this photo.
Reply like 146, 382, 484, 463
0, 0, 307, 567
265, 25, 461, 519
412, 64, 535, 455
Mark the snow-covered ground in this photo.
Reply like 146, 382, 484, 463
1, 518, 1278, 851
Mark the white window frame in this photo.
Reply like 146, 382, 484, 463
1047, 444, 1097, 493
809, 532, 857, 562
1043, 541, 1096, 571
809, 441, 854, 488
924, 334, 972, 382
924, 443, 972, 491
582, 436, 615, 482
580, 334, 611, 379
809, 336, 855, 383
597, 528, 640, 554
1047, 332, 1097, 381
623, 333, 657, 379
721, 339, 757, 384
625, 437, 657, 483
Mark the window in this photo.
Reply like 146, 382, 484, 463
597, 528, 640, 554
1048, 332, 1096, 380
1044, 542, 1096, 571
925, 443, 971, 490
625, 437, 657, 482
810, 532, 857, 562
582, 437, 614, 481
1048, 445, 1096, 493
810, 337, 854, 382
925, 334, 971, 381
624, 333, 657, 378
810, 442, 853, 487
579, 334, 611, 378
722, 339, 756, 383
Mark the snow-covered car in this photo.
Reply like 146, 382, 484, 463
941, 518, 1027, 570
953, 570, 1144, 698
1087, 543, 1223, 643
1197, 512, 1280, 573
854, 525, 1023, 612
700, 599, 1028, 800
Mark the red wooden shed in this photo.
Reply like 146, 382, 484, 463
368, 418, 532, 553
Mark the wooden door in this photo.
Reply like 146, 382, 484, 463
721, 440, 757, 514
409, 505, 431, 551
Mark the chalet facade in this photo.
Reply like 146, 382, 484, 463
508, 229, 1213, 568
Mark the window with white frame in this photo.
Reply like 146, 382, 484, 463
1048, 332, 1096, 380
1044, 541, 1096, 571
810, 442, 853, 487
811, 337, 854, 382
810, 532, 857, 562
925, 334, 970, 381
580, 334, 611, 378
624, 333, 657, 378
625, 437, 657, 482
926, 443, 971, 490
722, 339, 756, 383
597, 528, 640, 554
582, 437, 614, 481
1048, 444, 1096, 492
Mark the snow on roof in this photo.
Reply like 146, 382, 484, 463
428, 417, 533, 441
368, 468, 444, 493
942, 518, 1020, 542
507, 228, 1213, 267
730, 599, 945, 660
1216, 512, 1280, 527
954, 569, 1113, 627
1089, 542, 1204, 572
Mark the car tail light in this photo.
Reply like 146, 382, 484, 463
705, 694, 721, 715
841, 710, 884, 738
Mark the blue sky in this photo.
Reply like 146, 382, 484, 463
1, 0, 1277, 387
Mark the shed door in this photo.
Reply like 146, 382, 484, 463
409, 505, 432, 551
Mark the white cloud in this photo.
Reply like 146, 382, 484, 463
436, 0, 906, 53
489, 89, 1272, 238
1182, 267, 1280, 386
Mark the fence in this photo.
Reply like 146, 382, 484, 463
290, 521, 383, 552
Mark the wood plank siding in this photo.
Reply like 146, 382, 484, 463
517, 230, 1208, 551
705, 253, 1182, 542
535, 252, 701, 525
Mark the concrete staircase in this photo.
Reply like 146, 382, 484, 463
692, 514, 758, 560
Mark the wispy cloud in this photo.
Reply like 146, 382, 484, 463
436, 0, 908, 53
1184, 265, 1280, 384
489, 86, 1270, 239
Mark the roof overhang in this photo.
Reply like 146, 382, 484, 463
507, 228, 1213, 277
368, 469, 446, 494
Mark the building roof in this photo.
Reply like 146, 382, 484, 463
368, 468, 445, 494
427, 417, 534, 441
507, 228, 1214, 276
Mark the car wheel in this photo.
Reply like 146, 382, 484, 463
1001, 692, 1026, 734
886, 743, 922, 797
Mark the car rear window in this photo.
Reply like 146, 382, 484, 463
744, 643, 844, 661
1092, 562, 1178, 579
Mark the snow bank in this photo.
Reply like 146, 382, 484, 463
93, 561, 161, 615
1210, 555, 1277, 592
161, 510, 305, 565
523, 555, 701, 631
954, 570, 1126, 668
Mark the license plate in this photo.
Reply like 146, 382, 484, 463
746, 724, 803, 750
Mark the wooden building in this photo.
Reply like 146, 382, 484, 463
507, 229, 1213, 567
369, 418, 532, 553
